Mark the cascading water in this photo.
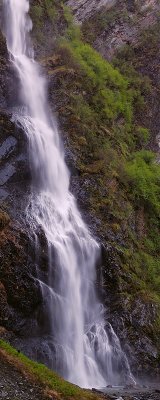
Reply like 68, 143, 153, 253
3, 0, 134, 388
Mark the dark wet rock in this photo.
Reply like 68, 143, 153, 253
0, 102, 53, 356
0, 111, 31, 219
0, 188, 8, 200
103, 382, 160, 400
92, 388, 103, 394
0, 136, 17, 159
0, 163, 16, 186
0, 222, 42, 332
127, 0, 136, 12
0, 37, 44, 347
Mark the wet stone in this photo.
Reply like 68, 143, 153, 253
0, 188, 9, 202
0, 163, 16, 185
0, 136, 17, 159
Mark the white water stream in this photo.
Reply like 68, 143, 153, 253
3, 0, 134, 388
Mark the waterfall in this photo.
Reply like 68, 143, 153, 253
3, 0, 134, 388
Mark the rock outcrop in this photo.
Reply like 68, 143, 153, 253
67, 0, 117, 22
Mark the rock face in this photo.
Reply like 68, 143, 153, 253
67, 0, 117, 22
80, 0, 160, 59
68, 0, 159, 24
99, 247, 160, 378
0, 31, 44, 348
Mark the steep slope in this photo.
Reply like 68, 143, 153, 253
0, 340, 108, 400
0, 0, 160, 383
81, 0, 160, 58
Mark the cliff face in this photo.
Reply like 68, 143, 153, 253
82, 0, 160, 58
66, 0, 117, 22
0, 0, 160, 381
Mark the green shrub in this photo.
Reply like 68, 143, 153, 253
63, 5, 81, 42
45, 0, 57, 22
135, 126, 150, 145
59, 39, 133, 128
124, 151, 160, 214
31, 5, 43, 20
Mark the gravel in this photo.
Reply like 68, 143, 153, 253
0, 356, 48, 400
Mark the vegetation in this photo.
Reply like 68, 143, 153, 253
26, 0, 160, 355
29, 2, 160, 301
123, 151, 160, 213
0, 340, 102, 400
82, 6, 120, 44
61, 5, 160, 292
30, 0, 62, 41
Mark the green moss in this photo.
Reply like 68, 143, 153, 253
123, 151, 160, 214
135, 126, 150, 146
